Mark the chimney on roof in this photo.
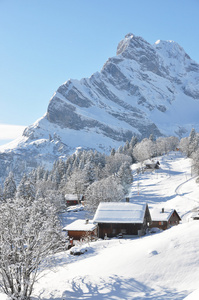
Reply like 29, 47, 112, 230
162, 208, 164, 213
126, 197, 130, 203
85, 219, 89, 224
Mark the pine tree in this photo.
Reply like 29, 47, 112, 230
130, 136, 138, 149
188, 128, 198, 156
36, 166, 45, 181
57, 159, 66, 179
3, 172, 16, 200
0, 185, 3, 202
110, 148, 116, 156
117, 162, 133, 194
189, 128, 196, 143
16, 175, 36, 202
84, 161, 96, 184
149, 134, 154, 141
16, 174, 27, 200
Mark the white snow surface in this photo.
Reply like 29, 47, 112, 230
1, 152, 199, 299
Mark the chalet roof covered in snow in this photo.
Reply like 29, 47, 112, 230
63, 219, 97, 232
93, 202, 147, 224
150, 208, 179, 221
65, 194, 83, 201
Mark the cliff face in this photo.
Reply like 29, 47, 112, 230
44, 33, 199, 141
1, 33, 199, 180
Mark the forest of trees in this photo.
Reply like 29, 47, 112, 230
1, 131, 199, 299
1, 133, 196, 214
2, 132, 199, 215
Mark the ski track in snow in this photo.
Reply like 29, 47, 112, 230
175, 176, 199, 219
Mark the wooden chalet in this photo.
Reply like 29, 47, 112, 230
149, 208, 181, 230
65, 194, 84, 206
93, 202, 151, 239
190, 210, 199, 220
63, 219, 97, 240
144, 161, 160, 171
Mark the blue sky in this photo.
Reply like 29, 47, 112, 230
0, 0, 199, 145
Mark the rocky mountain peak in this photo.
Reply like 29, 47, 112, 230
154, 39, 191, 63
116, 33, 151, 57
1, 33, 199, 181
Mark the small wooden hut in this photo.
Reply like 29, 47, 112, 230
65, 194, 84, 206
149, 208, 181, 230
63, 219, 97, 240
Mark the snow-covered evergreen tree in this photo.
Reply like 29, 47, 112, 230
16, 174, 27, 199
0, 185, 3, 202
36, 166, 45, 181
16, 175, 36, 202
188, 128, 199, 157
110, 148, 116, 156
117, 162, 133, 194
84, 161, 96, 184
3, 172, 16, 200
130, 136, 138, 148
57, 159, 66, 179
117, 145, 124, 154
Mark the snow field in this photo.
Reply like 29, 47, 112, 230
32, 221, 199, 299
30, 152, 199, 299
1, 152, 199, 299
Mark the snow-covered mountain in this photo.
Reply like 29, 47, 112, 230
1, 33, 199, 178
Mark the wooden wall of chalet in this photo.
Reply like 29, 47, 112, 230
67, 229, 97, 240
98, 223, 144, 238
150, 220, 168, 230
66, 200, 78, 206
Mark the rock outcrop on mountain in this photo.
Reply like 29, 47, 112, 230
1, 33, 199, 180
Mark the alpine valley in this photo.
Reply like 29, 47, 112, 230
1, 33, 199, 180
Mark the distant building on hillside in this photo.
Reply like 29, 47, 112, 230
144, 161, 160, 171
190, 209, 199, 220
149, 208, 181, 230
65, 194, 84, 206
93, 202, 151, 239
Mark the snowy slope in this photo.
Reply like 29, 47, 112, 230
1, 33, 199, 180
31, 153, 199, 299
31, 222, 199, 300
0, 152, 198, 300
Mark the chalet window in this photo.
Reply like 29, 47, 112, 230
112, 229, 116, 234
121, 229, 126, 234
159, 221, 164, 225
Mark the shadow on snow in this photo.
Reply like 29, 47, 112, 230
37, 275, 188, 300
